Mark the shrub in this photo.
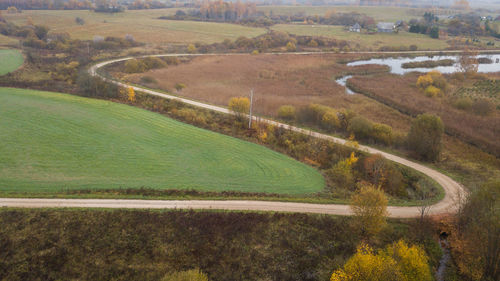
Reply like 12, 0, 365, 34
371, 123, 393, 145
453, 97, 473, 111
124, 59, 146, 73
277, 105, 296, 120
228, 97, 250, 118
286, 41, 296, 52
416, 74, 433, 89
325, 153, 358, 191
161, 269, 209, 281
187, 43, 197, 53
142, 57, 167, 69
424, 85, 442, 97
174, 108, 206, 125
428, 70, 447, 91
407, 114, 444, 161
321, 110, 340, 132
163, 56, 180, 65
140, 76, 157, 84
362, 154, 405, 197
175, 83, 186, 92
331, 241, 432, 281
472, 99, 495, 116
348, 116, 373, 140
308, 39, 318, 47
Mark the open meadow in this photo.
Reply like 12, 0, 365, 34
257, 5, 428, 22
122, 53, 413, 133
271, 24, 450, 50
3, 9, 266, 45
0, 49, 23, 75
0, 87, 324, 194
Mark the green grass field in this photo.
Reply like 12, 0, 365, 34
0, 88, 324, 194
4, 9, 266, 45
271, 24, 449, 50
0, 49, 23, 75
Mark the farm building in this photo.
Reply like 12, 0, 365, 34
377, 22, 395, 33
349, 23, 361, 32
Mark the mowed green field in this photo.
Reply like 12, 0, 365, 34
0, 49, 23, 75
0, 88, 324, 194
271, 24, 449, 50
3, 9, 266, 45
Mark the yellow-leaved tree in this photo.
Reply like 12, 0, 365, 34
350, 182, 388, 237
128, 87, 136, 102
228, 97, 250, 120
331, 240, 432, 281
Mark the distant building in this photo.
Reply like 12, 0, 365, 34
349, 23, 361, 32
377, 22, 395, 33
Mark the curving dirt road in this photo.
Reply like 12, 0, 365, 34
0, 52, 468, 218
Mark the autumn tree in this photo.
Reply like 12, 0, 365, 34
407, 114, 444, 162
128, 87, 135, 102
457, 48, 478, 76
277, 105, 296, 120
350, 182, 388, 237
187, 43, 197, 54
286, 41, 296, 52
331, 240, 432, 281
326, 152, 358, 192
451, 180, 500, 281
228, 97, 250, 119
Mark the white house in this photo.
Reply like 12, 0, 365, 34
349, 23, 361, 32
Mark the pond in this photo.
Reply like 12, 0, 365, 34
337, 54, 500, 94
347, 54, 500, 75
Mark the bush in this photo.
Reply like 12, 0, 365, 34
453, 97, 473, 111
277, 105, 296, 120
407, 114, 444, 161
142, 57, 167, 69
331, 241, 432, 281
424, 85, 442, 97
371, 123, 393, 145
175, 83, 186, 92
472, 99, 495, 116
321, 110, 340, 132
161, 269, 209, 281
286, 41, 296, 52
124, 59, 147, 73
416, 74, 433, 89
140, 76, 157, 84
348, 116, 373, 140
228, 97, 250, 118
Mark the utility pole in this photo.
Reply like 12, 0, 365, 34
248, 88, 254, 129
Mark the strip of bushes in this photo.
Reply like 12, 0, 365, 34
402, 59, 455, 69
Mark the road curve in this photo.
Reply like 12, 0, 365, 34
0, 51, 468, 218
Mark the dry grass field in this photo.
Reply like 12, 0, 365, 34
3, 9, 266, 45
123, 54, 412, 132
257, 5, 428, 22
271, 24, 450, 50
348, 73, 500, 156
